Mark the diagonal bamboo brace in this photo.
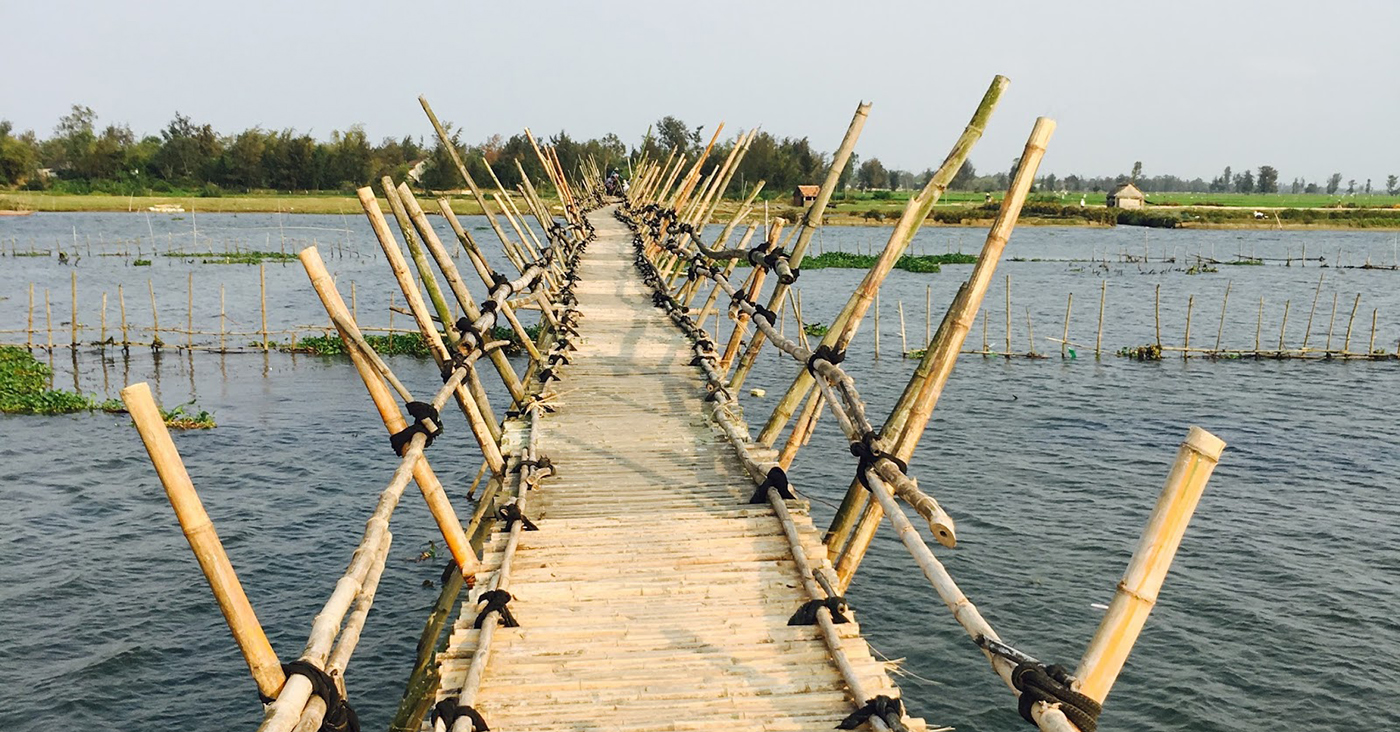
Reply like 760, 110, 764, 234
121, 382, 286, 700
299, 248, 480, 580
1075, 426, 1225, 704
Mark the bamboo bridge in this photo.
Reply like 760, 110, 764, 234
120, 81, 1226, 732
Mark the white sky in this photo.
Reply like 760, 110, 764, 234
3, 0, 1397, 184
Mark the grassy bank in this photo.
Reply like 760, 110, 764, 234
0, 346, 214, 427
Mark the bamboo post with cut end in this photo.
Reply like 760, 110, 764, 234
1075, 426, 1225, 704
70, 271, 78, 347
260, 263, 269, 351
1061, 292, 1072, 358
1025, 307, 1036, 354
1343, 293, 1361, 353
1215, 281, 1232, 352
829, 117, 1056, 586
1183, 295, 1194, 359
1277, 300, 1290, 352
1301, 273, 1323, 351
299, 247, 480, 579
121, 381, 286, 700
1095, 280, 1105, 359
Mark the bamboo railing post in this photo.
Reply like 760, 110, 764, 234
1096, 280, 1106, 359
1343, 293, 1361, 353
260, 263, 269, 351
1215, 281, 1232, 352
1075, 427, 1225, 704
121, 381, 286, 700
829, 117, 1056, 586
298, 247, 480, 578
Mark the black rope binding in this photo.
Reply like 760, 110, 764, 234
837, 695, 908, 731
849, 430, 907, 491
497, 502, 539, 531
440, 348, 472, 383
389, 401, 443, 456
787, 596, 850, 625
805, 343, 846, 376
748, 466, 796, 504
1012, 662, 1102, 732
473, 589, 519, 628
432, 698, 489, 732
281, 659, 359, 732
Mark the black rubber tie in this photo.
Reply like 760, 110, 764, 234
390, 401, 443, 456
473, 589, 519, 628
749, 466, 795, 504
497, 502, 538, 531
432, 698, 489, 732
849, 430, 907, 491
1012, 662, 1102, 732
788, 596, 850, 626
281, 659, 360, 732
837, 695, 907, 731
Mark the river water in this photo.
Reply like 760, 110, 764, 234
0, 212, 1396, 731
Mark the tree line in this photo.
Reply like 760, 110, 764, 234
2, 105, 1396, 200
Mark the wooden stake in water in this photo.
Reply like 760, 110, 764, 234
1325, 292, 1338, 351
1215, 281, 1232, 352
1154, 283, 1162, 347
898, 300, 907, 354
70, 271, 78, 347
119, 284, 128, 348
1096, 280, 1106, 359
1182, 294, 1194, 359
1302, 273, 1324, 351
1277, 300, 1290, 352
27, 283, 34, 350
121, 382, 286, 700
219, 286, 227, 353
100, 292, 108, 344
149, 280, 160, 347
1004, 274, 1012, 357
925, 284, 932, 345
351, 281, 358, 323
1369, 308, 1378, 355
1343, 293, 1361, 353
1061, 292, 1072, 358
981, 309, 989, 354
186, 272, 194, 349
1025, 306, 1035, 354
45, 288, 53, 349
259, 263, 269, 351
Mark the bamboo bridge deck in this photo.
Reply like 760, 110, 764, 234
434, 208, 925, 731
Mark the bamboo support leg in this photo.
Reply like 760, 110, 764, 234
121, 382, 286, 699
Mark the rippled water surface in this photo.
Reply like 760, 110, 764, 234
1, 213, 1397, 731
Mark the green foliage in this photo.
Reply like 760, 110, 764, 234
132, 258, 152, 266
288, 333, 433, 358
163, 250, 296, 265
159, 403, 216, 429
0, 346, 212, 426
803, 323, 830, 337
1118, 343, 1163, 360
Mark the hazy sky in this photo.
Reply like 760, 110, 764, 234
4, 0, 1397, 184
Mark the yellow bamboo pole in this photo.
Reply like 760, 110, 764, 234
121, 382, 286, 700
1075, 426, 1225, 703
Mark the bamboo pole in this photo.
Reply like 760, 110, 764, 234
1277, 300, 1290, 352
44, 289, 52, 349
1153, 284, 1161, 348
1075, 427, 1225, 703
219, 286, 226, 352
121, 382, 286, 699
1061, 292, 1072, 358
1343, 293, 1361, 353
26, 283, 33, 349
1005, 275, 1012, 357
829, 117, 1056, 586
148, 280, 159, 347
1301, 273, 1323, 351
1256, 298, 1264, 352
187, 272, 194, 349
1325, 293, 1337, 351
1369, 309, 1378, 354
119, 284, 128, 348
70, 271, 78, 347
925, 284, 932, 345
100, 292, 107, 344
1096, 280, 1106, 359
1215, 281, 1232, 352
260, 263, 269, 351
1025, 307, 1036, 354
299, 247, 479, 579
898, 299, 907, 355
1182, 295, 1194, 359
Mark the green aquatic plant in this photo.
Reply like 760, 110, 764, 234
0, 347, 213, 427
132, 258, 152, 266
164, 251, 298, 265
1117, 343, 1163, 361
803, 322, 830, 337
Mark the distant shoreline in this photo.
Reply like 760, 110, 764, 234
3, 192, 1399, 231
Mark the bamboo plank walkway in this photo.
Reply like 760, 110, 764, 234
434, 207, 925, 731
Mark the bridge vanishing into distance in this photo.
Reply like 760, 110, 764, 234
121, 86, 1224, 732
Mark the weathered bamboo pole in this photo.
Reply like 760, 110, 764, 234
1183, 294, 1194, 359
1369, 308, 1378, 354
926, 284, 933, 345
1325, 292, 1338, 351
382, 179, 458, 340
1075, 427, 1225, 703
147, 280, 160, 348
1096, 280, 1106, 358
70, 271, 78, 347
754, 81, 1007, 435
1301, 273, 1323, 351
1153, 283, 1161, 348
1025, 307, 1036, 354
119, 284, 128, 348
100, 292, 107, 344
1256, 297, 1264, 352
121, 382, 286, 699
1005, 275, 1012, 357
1343, 293, 1361, 353
26, 283, 33, 349
898, 299, 908, 354
1277, 300, 1290, 351
219, 286, 226, 352
1215, 281, 1232, 352
830, 116, 1055, 587
1061, 292, 1072, 358
260, 263, 269, 351
44, 289, 52, 348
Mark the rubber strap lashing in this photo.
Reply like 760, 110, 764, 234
473, 589, 519, 628
281, 659, 360, 732
497, 503, 538, 531
787, 596, 851, 626
1012, 662, 1102, 732
747, 246, 767, 266
440, 348, 472, 383
432, 698, 489, 732
703, 386, 731, 403
390, 402, 444, 456
749, 466, 795, 504
548, 352, 571, 366
480, 299, 498, 313
837, 695, 908, 732
519, 455, 556, 480
849, 430, 907, 491
805, 343, 846, 376
761, 248, 787, 271
538, 367, 560, 384
751, 303, 778, 326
